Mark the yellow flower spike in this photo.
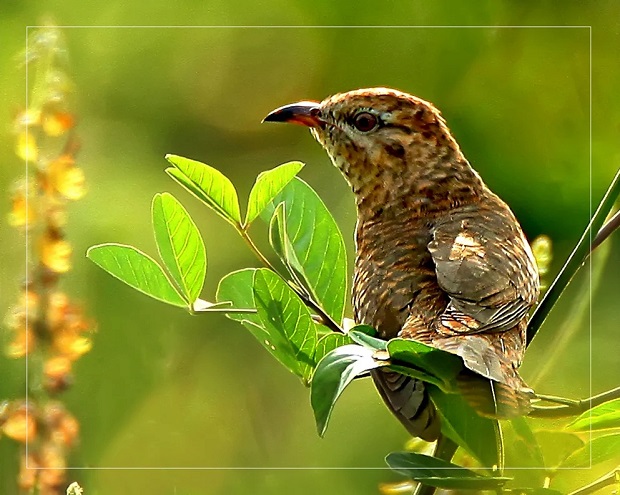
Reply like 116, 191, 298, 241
18, 453, 39, 491
43, 403, 80, 447
16, 130, 39, 163
1, 404, 37, 444
47, 292, 69, 329
42, 111, 75, 137
48, 154, 87, 200
14, 108, 42, 129
59, 166, 86, 200
531, 234, 553, 276
5, 326, 36, 358
38, 442, 67, 488
40, 233, 72, 273
8, 183, 37, 228
44, 355, 73, 393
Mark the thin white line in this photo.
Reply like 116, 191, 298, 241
588, 25, 593, 470
25, 25, 591, 29
25, 24, 30, 462
21, 24, 593, 472
30, 466, 593, 471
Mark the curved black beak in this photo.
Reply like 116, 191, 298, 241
262, 101, 323, 127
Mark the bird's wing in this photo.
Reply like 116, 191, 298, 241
427, 204, 539, 335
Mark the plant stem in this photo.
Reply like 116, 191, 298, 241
528, 386, 620, 418
591, 209, 620, 252
566, 467, 620, 495
527, 168, 620, 346
236, 226, 344, 334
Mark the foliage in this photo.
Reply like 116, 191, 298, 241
88, 155, 620, 494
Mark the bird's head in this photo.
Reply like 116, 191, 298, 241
263, 87, 477, 209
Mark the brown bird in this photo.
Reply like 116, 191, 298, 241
263, 88, 539, 442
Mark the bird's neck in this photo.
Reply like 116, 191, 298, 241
346, 147, 487, 222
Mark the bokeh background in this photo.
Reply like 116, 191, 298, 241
1, 2, 619, 494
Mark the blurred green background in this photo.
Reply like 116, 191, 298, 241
1, 2, 619, 494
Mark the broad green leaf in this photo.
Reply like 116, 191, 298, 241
386, 452, 510, 490
261, 177, 347, 324
566, 398, 620, 432
387, 338, 463, 388
87, 243, 186, 307
165, 154, 241, 225
311, 344, 385, 436
216, 268, 262, 328
533, 430, 584, 468
217, 268, 307, 378
313, 333, 351, 371
245, 161, 304, 227
560, 433, 620, 468
253, 268, 318, 383
268, 202, 310, 295
348, 327, 386, 350
428, 385, 502, 470
152, 193, 206, 303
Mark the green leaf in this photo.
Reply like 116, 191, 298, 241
245, 161, 304, 227
560, 433, 620, 468
87, 243, 187, 307
268, 202, 309, 294
217, 268, 309, 379
428, 385, 502, 470
313, 333, 351, 370
261, 177, 347, 324
252, 268, 318, 383
165, 154, 241, 225
533, 430, 584, 468
566, 398, 620, 432
387, 338, 463, 389
311, 344, 385, 437
386, 452, 510, 490
152, 193, 206, 303
216, 268, 262, 328
348, 327, 386, 350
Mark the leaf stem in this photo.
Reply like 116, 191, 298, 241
566, 466, 620, 495
237, 226, 345, 334
528, 386, 620, 418
527, 168, 620, 346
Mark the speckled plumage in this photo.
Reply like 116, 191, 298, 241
264, 88, 539, 441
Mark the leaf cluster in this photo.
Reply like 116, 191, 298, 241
88, 155, 620, 494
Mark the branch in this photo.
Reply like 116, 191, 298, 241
527, 168, 620, 346
528, 386, 620, 418
566, 466, 620, 495
591, 209, 620, 252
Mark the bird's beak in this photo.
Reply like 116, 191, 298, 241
262, 101, 323, 128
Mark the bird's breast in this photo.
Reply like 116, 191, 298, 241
352, 214, 441, 339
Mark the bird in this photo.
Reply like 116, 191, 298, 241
263, 87, 539, 442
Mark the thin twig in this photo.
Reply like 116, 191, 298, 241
566, 467, 620, 495
528, 386, 620, 418
527, 168, 620, 346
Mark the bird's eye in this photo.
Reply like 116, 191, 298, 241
353, 112, 378, 132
